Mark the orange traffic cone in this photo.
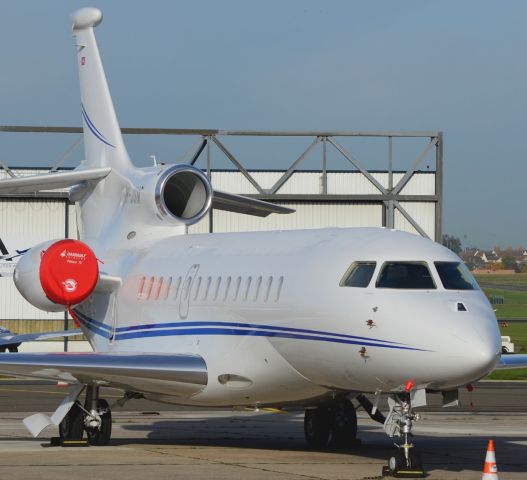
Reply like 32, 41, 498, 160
482, 439, 499, 479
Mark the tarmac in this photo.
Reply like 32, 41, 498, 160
0, 382, 525, 480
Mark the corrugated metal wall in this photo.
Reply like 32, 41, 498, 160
208, 171, 435, 195
190, 171, 435, 237
190, 203, 383, 234
0, 198, 77, 320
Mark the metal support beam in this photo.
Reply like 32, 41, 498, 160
189, 137, 208, 166
435, 132, 443, 242
269, 137, 320, 194
327, 137, 388, 194
50, 136, 83, 172
210, 136, 265, 194
393, 201, 430, 239
392, 137, 438, 195
321, 137, 327, 195
385, 136, 394, 229
207, 137, 213, 234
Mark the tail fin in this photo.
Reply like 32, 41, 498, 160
71, 8, 133, 172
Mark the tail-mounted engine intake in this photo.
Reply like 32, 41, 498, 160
153, 164, 213, 225
14, 239, 99, 312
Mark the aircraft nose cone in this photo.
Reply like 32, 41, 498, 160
464, 328, 501, 380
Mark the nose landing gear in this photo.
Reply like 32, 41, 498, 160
382, 393, 425, 478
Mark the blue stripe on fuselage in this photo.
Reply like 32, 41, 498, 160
74, 310, 427, 351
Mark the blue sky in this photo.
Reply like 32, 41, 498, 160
1, 1, 526, 248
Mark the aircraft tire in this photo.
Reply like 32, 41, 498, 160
329, 399, 357, 447
304, 407, 331, 448
59, 403, 84, 440
388, 450, 406, 473
86, 399, 112, 446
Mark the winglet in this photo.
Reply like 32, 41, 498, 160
71, 8, 133, 172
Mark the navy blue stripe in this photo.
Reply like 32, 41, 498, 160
74, 310, 427, 351
75, 312, 402, 345
113, 326, 425, 350
81, 104, 113, 144
81, 105, 115, 148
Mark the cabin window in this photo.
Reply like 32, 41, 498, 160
145, 276, 155, 300
154, 276, 164, 301
340, 262, 376, 288
163, 276, 172, 300
254, 276, 263, 301
376, 262, 436, 289
243, 277, 252, 301
193, 276, 202, 301
173, 276, 182, 300
275, 276, 284, 302
264, 276, 273, 302
213, 277, 222, 301
223, 276, 232, 301
233, 276, 242, 301
434, 262, 479, 290
203, 276, 212, 301
137, 276, 146, 301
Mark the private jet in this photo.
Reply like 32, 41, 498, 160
0, 8, 524, 477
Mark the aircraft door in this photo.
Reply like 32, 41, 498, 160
179, 264, 199, 319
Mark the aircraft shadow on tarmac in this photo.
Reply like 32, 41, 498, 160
117, 416, 527, 474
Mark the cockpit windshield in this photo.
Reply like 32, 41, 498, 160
376, 262, 436, 289
434, 262, 479, 290
340, 262, 376, 287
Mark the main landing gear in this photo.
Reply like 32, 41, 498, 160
59, 385, 112, 446
304, 397, 359, 449
382, 393, 425, 478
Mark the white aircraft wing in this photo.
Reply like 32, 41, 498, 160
0, 352, 207, 394
0, 167, 111, 194
497, 354, 527, 369
0, 329, 83, 346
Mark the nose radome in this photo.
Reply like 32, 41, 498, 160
463, 329, 501, 380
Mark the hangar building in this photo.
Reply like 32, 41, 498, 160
0, 129, 443, 332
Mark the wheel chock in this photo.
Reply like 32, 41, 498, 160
381, 465, 426, 478
49, 437, 62, 447
61, 439, 89, 447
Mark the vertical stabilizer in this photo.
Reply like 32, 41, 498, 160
71, 8, 132, 171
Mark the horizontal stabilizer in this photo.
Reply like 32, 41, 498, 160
0, 352, 207, 396
0, 167, 111, 194
497, 354, 527, 370
212, 190, 294, 217
0, 329, 82, 346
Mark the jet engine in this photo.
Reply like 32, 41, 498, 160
150, 164, 213, 226
14, 239, 99, 312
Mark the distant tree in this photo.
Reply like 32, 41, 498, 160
442, 234, 462, 254
501, 255, 516, 270
491, 262, 504, 271
520, 263, 527, 273
494, 245, 502, 254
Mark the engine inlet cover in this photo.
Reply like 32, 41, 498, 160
39, 239, 99, 306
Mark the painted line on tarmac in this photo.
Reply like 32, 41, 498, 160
0, 387, 121, 398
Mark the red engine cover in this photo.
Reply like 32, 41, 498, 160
39, 239, 99, 306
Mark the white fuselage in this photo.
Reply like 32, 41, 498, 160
76, 227, 501, 407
